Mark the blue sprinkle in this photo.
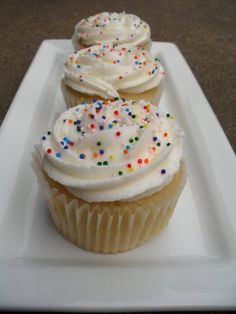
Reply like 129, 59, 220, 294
77, 64, 81, 68
135, 61, 139, 64
128, 112, 132, 116
126, 145, 131, 150
64, 145, 69, 150
108, 124, 113, 129
63, 137, 67, 141
125, 108, 129, 112
99, 149, 105, 155
63, 119, 66, 123
56, 152, 61, 158
79, 153, 85, 159
77, 120, 81, 124
42, 136, 46, 140
60, 141, 64, 146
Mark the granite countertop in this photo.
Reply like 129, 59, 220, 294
0, 0, 235, 152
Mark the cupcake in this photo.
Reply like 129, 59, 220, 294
61, 44, 165, 108
72, 12, 151, 51
33, 99, 186, 254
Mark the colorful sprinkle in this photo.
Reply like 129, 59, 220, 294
79, 153, 86, 159
56, 152, 61, 158
47, 148, 52, 154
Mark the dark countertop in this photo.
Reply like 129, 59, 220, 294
0, 0, 235, 154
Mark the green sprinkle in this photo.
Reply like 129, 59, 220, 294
77, 126, 81, 132
129, 138, 134, 143
103, 161, 108, 166
167, 142, 171, 146
135, 136, 139, 141
47, 131, 51, 135
157, 142, 161, 147
97, 141, 102, 146
114, 97, 119, 101
97, 162, 102, 166
118, 171, 123, 176
166, 113, 170, 118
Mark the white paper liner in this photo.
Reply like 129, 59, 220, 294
72, 35, 152, 52
61, 78, 164, 109
32, 145, 186, 254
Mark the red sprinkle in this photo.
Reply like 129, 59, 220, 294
127, 163, 132, 168
114, 110, 119, 116
137, 159, 142, 164
124, 149, 129, 154
115, 131, 121, 136
47, 148, 52, 154
90, 124, 96, 129
70, 141, 74, 146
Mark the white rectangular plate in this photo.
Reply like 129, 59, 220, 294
0, 40, 236, 311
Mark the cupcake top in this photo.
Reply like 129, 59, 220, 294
42, 99, 184, 202
72, 12, 151, 48
63, 44, 165, 99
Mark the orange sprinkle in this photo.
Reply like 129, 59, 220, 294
163, 132, 168, 137
68, 119, 73, 124
144, 158, 149, 164
124, 149, 129, 154
93, 153, 99, 158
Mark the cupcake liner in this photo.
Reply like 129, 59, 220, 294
61, 78, 164, 109
32, 146, 186, 254
71, 34, 152, 52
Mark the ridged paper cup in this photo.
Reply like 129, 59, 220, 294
61, 79, 164, 109
32, 147, 186, 254
72, 34, 152, 52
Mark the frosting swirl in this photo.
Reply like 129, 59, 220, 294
42, 99, 184, 202
63, 44, 165, 99
72, 12, 151, 47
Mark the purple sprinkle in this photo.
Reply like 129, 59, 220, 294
161, 169, 166, 175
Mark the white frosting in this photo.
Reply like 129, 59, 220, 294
42, 99, 183, 203
72, 12, 151, 47
63, 44, 165, 99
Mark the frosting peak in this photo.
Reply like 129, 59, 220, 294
73, 12, 151, 47
42, 99, 183, 202
63, 44, 165, 99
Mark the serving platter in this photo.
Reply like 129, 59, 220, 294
0, 40, 235, 311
